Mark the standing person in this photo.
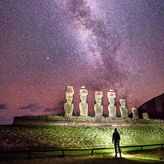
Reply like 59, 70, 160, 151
112, 128, 121, 157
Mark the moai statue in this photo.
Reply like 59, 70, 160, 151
142, 112, 149, 120
107, 89, 116, 118
132, 108, 139, 119
79, 86, 88, 116
94, 91, 103, 117
64, 86, 74, 116
119, 99, 128, 118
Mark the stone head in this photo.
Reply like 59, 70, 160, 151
107, 90, 116, 105
95, 91, 103, 105
79, 86, 88, 103
65, 86, 74, 103
66, 95, 73, 103
119, 99, 126, 107
132, 108, 137, 113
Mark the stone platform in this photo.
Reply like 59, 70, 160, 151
13, 116, 164, 127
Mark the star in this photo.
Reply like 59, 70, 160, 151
0, 0, 163, 119
46, 57, 50, 60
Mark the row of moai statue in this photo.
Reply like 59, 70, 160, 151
64, 86, 149, 119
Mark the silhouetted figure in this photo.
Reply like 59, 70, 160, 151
112, 128, 121, 157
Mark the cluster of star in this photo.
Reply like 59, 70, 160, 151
0, 0, 163, 119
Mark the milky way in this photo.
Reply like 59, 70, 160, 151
0, 0, 164, 119
64, 0, 124, 86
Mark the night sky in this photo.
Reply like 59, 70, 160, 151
0, 0, 164, 120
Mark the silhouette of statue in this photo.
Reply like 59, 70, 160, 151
112, 128, 121, 157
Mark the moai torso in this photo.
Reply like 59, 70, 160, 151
79, 103, 88, 116
94, 104, 103, 116
64, 86, 74, 116
142, 112, 149, 120
119, 99, 128, 118
94, 91, 103, 117
79, 86, 88, 116
64, 103, 74, 116
107, 90, 116, 118
132, 108, 139, 119
108, 105, 116, 118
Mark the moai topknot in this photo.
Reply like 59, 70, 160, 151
119, 99, 128, 118
94, 91, 103, 117
132, 108, 139, 119
107, 90, 117, 118
79, 86, 88, 116
64, 86, 74, 116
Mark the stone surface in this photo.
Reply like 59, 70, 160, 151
142, 112, 149, 120
79, 86, 88, 116
94, 91, 103, 117
132, 108, 139, 119
107, 90, 117, 118
119, 99, 128, 118
64, 86, 74, 116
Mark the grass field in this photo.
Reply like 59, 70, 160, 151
0, 150, 164, 164
0, 124, 164, 150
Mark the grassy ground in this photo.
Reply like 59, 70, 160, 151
0, 124, 164, 163
0, 124, 164, 150
0, 150, 164, 164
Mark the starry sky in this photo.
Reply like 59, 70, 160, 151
0, 0, 164, 120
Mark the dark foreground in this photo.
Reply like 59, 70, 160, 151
0, 150, 164, 164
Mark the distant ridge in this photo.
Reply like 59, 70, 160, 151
138, 93, 164, 120
0, 118, 13, 125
